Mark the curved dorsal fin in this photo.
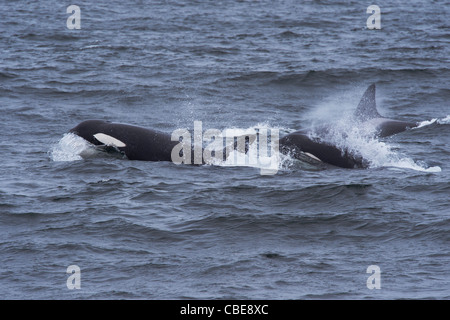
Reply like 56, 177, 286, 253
354, 84, 382, 122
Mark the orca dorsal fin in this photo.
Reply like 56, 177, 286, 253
354, 84, 382, 122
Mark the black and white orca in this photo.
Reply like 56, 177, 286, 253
69, 120, 178, 161
69, 120, 253, 163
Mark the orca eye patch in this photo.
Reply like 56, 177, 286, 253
93, 133, 126, 148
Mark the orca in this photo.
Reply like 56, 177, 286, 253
69, 120, 254, 163
69, 120, 178, 161
279, 84, 419, 168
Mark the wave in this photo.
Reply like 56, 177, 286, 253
221, 68, 449, 87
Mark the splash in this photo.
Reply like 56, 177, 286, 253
205, 123, 284, 175
350, 136, 441, 172
310, 116, 442, 173
50, 133, 97, 161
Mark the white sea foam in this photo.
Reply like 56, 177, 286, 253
415, 115, 450, 128
437, 115, 450, 124
50, 133, 96, 162
416, 118, 438, 128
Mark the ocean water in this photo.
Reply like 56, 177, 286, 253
0, 0, 449, 300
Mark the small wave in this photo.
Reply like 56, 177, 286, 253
383, 158, 442, 173
438, 115, 450, 125
416, 118, 438, 128
415, 115, 450, 129
277, 30, 301, 38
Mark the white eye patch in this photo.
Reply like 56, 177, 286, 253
93, 133, 126, 148
304, 152, 322, 162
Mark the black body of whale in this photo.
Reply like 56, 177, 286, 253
70, 120, 178, 161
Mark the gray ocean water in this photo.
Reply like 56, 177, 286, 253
0, 0, 449, 300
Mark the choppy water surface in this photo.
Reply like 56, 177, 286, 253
0, 0, 449, 299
